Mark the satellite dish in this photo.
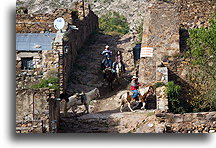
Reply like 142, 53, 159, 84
54, 17, 65, 30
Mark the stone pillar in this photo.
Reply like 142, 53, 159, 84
48, 89, 60, 133
156, 86, 168, 112
138, 9, 156, 84
53, 31, 64, 94
138, 2, 180, 85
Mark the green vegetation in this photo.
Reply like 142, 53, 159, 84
31, 77, 59, 90
99, 11, 129, 36
135, 21, 143, 44
31, 70, 59, 90
166, 81, 185, 114
153, 82, 165, 89
186, 12, 216, 112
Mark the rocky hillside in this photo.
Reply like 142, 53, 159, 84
16, 0, 153, 31
89, 0, 151, 31
16, 0, 79, 13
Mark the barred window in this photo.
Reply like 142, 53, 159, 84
21, 57, 33, 70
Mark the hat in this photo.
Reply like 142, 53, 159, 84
132, 76, 138, 79
105, 45, 109, 48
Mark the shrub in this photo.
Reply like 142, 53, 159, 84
153, 82, 165, 89
186, 12, 216, 112
99, 11, 129, 35
166, 81, 185, 114
31, 77, 59, 90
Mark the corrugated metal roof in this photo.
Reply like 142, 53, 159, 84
16, 33, 56, 51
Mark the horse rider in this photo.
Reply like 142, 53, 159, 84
113, 50, 125, 72
130, 76, 144, 110
130, 76, 141, 100
101, 45, 112, 56
101, 45, 112, 64
104, 55, 113, 69
103, 55, 114, 79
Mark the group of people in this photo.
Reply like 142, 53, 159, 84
100, 45, 125, 75
100, 45, 141, 103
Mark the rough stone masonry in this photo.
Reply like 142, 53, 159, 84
139, 1, 179, 84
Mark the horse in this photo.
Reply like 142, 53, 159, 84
115, 86, 154, 112
59, 88, 100, 114
104, 67, 117, 91
113, 61, 123, 79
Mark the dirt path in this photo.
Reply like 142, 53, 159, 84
59, 33, 152, 133
66, 33, 136, 112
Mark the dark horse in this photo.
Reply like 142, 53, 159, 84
104, 68, 118, 91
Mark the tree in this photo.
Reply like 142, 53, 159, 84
99, 11, 129, 35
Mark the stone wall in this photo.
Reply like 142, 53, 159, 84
139, 1, 180, 84
16, 2, 99, 93
16, 120, 45, 133
138, 0, 215, 84
50, 3, 99, 93
16, 89, 50, 132
156, 86, 168, 112
16, 89, 60, 133
62, 9, 99, 91
16, 8, 76, 33
16, 50, 60, 89
16, 3, 99, 133
155, 111, 216, 133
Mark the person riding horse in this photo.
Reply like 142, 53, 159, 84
130, 76, 141, 100
104, 55, 112, 69
113, 50, 125, 72
130, 76, 143, 110
103, 55, 115, 79
101, 45, 113, 70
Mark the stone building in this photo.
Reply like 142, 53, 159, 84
137, 0, 215, 112
138, 0, 215, 85
16, 2, 99, 133
16, 33, 58, 89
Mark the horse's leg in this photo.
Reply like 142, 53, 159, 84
127, 102, 135, 112
84, 103, 89, 114
64, 102, 69, 114
110, 81, 113, 91
71, 106, 77, 114
141, 102, 146, 110
120, 104, 124, 112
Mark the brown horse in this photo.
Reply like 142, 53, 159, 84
104, 67, 118, 91
116, 86, 154, 112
